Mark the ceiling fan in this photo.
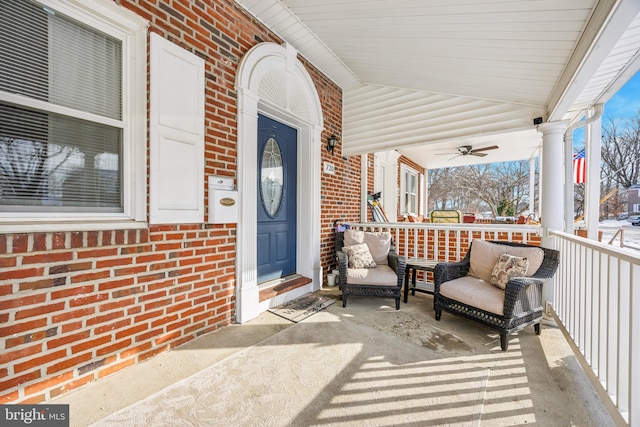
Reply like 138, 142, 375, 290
437, 145, 499, 160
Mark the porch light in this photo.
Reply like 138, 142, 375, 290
327, 134, 338, 154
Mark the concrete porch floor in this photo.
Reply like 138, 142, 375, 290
51, 287, 616, 426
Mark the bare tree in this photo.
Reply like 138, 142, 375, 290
602, 115, 640, 189
456, 161, 530, 217
428, 160, 532, 218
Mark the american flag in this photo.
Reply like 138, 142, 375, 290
573, 149, 586, 184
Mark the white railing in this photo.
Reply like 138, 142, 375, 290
551, 231, 640, 426
347, 222, 541, 261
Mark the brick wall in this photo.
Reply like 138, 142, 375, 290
0, 0, 345, 403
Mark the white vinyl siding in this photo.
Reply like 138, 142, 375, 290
149, 33, 205, 224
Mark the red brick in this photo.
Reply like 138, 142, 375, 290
71, 335, 112, 354
134, 308, 164, 323
52, 232, 66, 249
18, 393, 45, 404
0, 370, 41, 394
155, 330, 181, 345
0, 267, 45, 280
49, 261, 93, 275
15, 302, 66, 320
5, 327, 57, 349
47, 352, 92, 374
52, 307, 95, 323
98, 277, 135, 291
120, 244, 153, 254
136, 253, 166, 263
14, 349, 67, 373
0, 344, 42, 364
135, 328, 162, 342
137, 272, 166, 284
25, 371, 74, 395
138, 345, 168, 362
69, 293, 108, 307
0, 257, 17, 268
120, 342, 152, 359
76, 248, 118, 259
70, 270, 110, 284
138, 289, 167, 302
96, 338, 132, 357
12, 234, 28, 252
18, 278, 62, 291
114, 265, 147, 276
61, 321, 83, 334
86, 311, 125, 327
51, 285, 96, 300
94, 318, 132, 335
97, 358, 134, 379
100, 297, 135, 312
114, 323, 147, 340
151, 314, 178, 328
22, 252, 73, 265
0, 283, 12, 296
166, 318, 189, 332
95, 257, 134, 269
47, 331, 91, 349
0, 319, 48, 338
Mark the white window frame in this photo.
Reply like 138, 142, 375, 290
400, 164, 419, 216
0, 0, 148, 233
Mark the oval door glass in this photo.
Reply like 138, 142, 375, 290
260, 137, 284, 217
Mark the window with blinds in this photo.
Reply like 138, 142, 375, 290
0, 0, 124, 212
401, 165, 418, 215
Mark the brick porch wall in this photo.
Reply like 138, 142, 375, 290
0, 0, 345, 404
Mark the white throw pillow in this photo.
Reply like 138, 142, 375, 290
342, 243, 377, 269
344, 229, 391, 265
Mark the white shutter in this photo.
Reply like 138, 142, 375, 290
149, 33, 205, 224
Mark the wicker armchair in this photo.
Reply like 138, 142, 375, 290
335, 230, 407, 309
433, 240, 559, 351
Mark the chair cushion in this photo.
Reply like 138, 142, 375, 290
439, 276, 505, 315
346, 264, 398, 286
343, 229, 391, 265
490, 253, 529, 289
467, 240, 544, 282
342, 243, 377, 268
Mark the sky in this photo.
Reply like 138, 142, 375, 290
572, 70, 640, 148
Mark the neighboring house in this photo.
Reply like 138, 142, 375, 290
627, 184, 640, 213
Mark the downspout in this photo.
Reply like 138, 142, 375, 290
563, 104, 604, 234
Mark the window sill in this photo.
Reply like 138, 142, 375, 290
0, 220, 148, 234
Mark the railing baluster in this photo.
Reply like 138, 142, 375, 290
550, 231, 638, 426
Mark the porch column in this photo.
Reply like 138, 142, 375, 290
529, 157, 535, 216
423, 167, 429, 219
538, 121, 568, 304
585, 107, 604, 240
361, 154, 368, 222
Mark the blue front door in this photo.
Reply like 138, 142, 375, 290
257, 115, 297, 283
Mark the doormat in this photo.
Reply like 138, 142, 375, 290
268, 293, 335, 323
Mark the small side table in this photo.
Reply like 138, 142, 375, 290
403, 258, 438, 303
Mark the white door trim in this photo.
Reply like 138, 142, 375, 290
235, 42, 324, 323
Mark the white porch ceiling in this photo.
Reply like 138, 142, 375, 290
235, 0, 640, 169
